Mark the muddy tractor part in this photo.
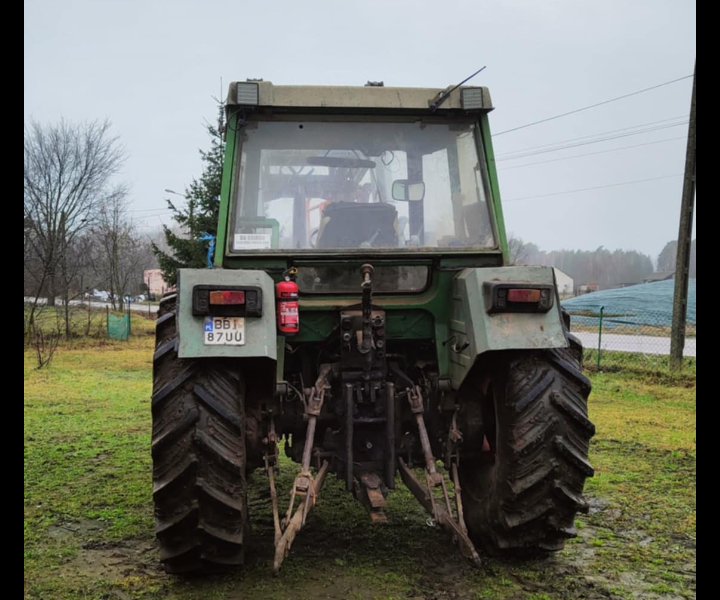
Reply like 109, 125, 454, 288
151, 80, 595, 575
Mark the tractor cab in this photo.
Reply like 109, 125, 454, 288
225, 83, 499, 261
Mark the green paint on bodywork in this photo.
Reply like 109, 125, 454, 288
295, 269, 459, 376
177, 269, 277, 360
298, 310, 434, 342
480, 113, 510, 264
214, 113, 240, 268
448, 266, 567, 389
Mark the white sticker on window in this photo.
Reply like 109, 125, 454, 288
234, 233, 273, 250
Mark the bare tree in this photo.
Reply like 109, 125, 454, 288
24, 119, 126, 332
33, 328, 61, 370
93, 193, 151, 312
508, 235, 539, 266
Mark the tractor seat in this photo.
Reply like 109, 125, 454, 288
316, 202, 398, 248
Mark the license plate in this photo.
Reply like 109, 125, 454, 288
204, 317, 245, 346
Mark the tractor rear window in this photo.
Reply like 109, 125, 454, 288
231, 118, 497, 253
296, 265, 429, 294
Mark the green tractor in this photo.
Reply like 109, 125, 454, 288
151, 80, 595, 575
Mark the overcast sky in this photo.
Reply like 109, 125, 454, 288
24, 0, 696, 259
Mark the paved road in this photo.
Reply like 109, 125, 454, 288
574, 332, 697, 358
24, 297, 159, 314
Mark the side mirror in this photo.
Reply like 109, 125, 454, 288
392, 180, 426, 202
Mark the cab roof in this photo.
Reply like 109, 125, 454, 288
226, 80, 493, 114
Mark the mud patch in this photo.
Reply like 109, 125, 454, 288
64, 539, 161, 582
45, 519, 162, 584
47, 518, 108, 541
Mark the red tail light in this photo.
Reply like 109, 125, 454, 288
508, 289, 542, 303
192, 285, 262, 317
209, 290, 246, 305
484, 282, 555, 313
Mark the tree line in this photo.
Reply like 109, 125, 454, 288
509, 236, 697, 291
657, 239, 697, 277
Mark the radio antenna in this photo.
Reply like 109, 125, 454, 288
430, 65, 487, 112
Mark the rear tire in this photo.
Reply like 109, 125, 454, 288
460, 347, 595, 554
152, 293, 247, 574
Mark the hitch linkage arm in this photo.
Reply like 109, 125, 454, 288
271, 366, 336, 575
401, 387, 482, 568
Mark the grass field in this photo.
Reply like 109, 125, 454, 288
24, 304, 156, 344
24, 335, 696, 600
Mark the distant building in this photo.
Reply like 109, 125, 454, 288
644, 271, 675, 284
144, 269, 170, 297
553, 268, 574, 297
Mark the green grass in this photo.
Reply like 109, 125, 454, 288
584, 349, 697, 382
24, 339, 696, 600
581, 369, 696, 592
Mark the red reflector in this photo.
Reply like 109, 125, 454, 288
508, 289, 542, 303
209, 291, 246, 305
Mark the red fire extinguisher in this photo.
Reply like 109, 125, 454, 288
276, 267, 299, 336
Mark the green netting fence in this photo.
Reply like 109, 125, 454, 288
107, 312, 131, 341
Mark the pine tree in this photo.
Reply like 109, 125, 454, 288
153, 105, 225, 285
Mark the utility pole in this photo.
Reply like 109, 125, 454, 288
670, 64, 697, 371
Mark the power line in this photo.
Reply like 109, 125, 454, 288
496, 115, 687, 157
498, 136, 687, 171
497, 120, 688, 161
504, 174, 684, 203
494, 74, 694, 137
